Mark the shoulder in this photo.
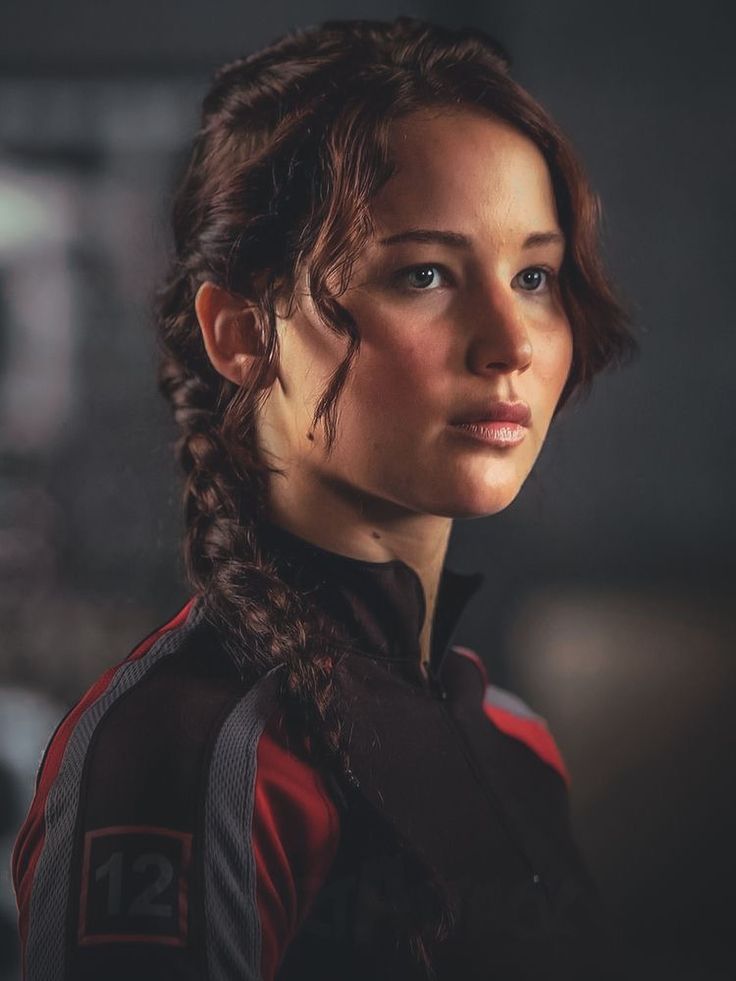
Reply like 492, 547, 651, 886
450, 644, 571, 789
12, 598, 341, 981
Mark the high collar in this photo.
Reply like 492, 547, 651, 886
257, 518, 485, 677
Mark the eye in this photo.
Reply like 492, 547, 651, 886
514, 266, 556, 293
395, 264, 449, 291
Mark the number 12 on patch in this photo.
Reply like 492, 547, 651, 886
78, 825, 192, 946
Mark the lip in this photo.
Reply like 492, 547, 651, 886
450, 420, 527, 447
451, 400, 531, 427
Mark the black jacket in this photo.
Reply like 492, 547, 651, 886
13, 519, 622, 980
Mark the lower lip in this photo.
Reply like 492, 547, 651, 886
450, 421, 527, 447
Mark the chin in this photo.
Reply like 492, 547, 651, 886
429, 481, 524, 519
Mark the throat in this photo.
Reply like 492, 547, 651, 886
419, 614, 433, 674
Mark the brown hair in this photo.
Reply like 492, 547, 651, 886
155, 16, 638, 975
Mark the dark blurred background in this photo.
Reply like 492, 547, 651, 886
1, 1, 734, 978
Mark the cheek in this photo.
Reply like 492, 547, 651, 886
352, 333, 447, 418
536, 327, 573, 401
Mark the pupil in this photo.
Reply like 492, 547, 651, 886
523, 270, 541, 288
413, 267, 434, 287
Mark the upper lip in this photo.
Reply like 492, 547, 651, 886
451, 400, 532, 427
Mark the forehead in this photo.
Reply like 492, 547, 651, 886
370, 108, 560, 242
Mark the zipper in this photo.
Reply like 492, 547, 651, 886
421, 652, 548, 894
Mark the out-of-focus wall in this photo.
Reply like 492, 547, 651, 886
1, 2, 733, 979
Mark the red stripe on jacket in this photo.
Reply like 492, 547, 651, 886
451, 644, 571, 789
254, 709, 341, 980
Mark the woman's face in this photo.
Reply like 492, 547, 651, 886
259, 107, 573, 522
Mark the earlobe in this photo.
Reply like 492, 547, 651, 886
194, 281, 270, 387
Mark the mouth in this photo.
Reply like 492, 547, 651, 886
449, 399, 531, 446
449, 420, 527, 447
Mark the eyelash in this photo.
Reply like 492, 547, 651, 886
393, 263, 558, 295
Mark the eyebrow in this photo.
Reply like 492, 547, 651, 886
378, 228, 565, 249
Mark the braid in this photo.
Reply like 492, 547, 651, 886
154, 16, 636, 976
156, 268, 354, 776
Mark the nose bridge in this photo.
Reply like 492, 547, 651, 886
467, 273, 533, 373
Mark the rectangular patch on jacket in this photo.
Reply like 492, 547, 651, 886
78, 825, 192, 946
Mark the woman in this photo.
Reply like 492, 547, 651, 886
12, 16, 638, 981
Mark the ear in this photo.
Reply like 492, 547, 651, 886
194, 281, 275, 387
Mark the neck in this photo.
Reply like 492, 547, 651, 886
265, 486, 454, 668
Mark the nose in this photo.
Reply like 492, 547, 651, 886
466, 284, 533, 376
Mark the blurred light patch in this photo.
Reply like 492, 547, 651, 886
0, 168, 71, 255
506, 585, 736, 965
0, 167, 77, 452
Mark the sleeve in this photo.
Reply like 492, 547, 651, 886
12, 646, 341, 981
451, 644, 572, 788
